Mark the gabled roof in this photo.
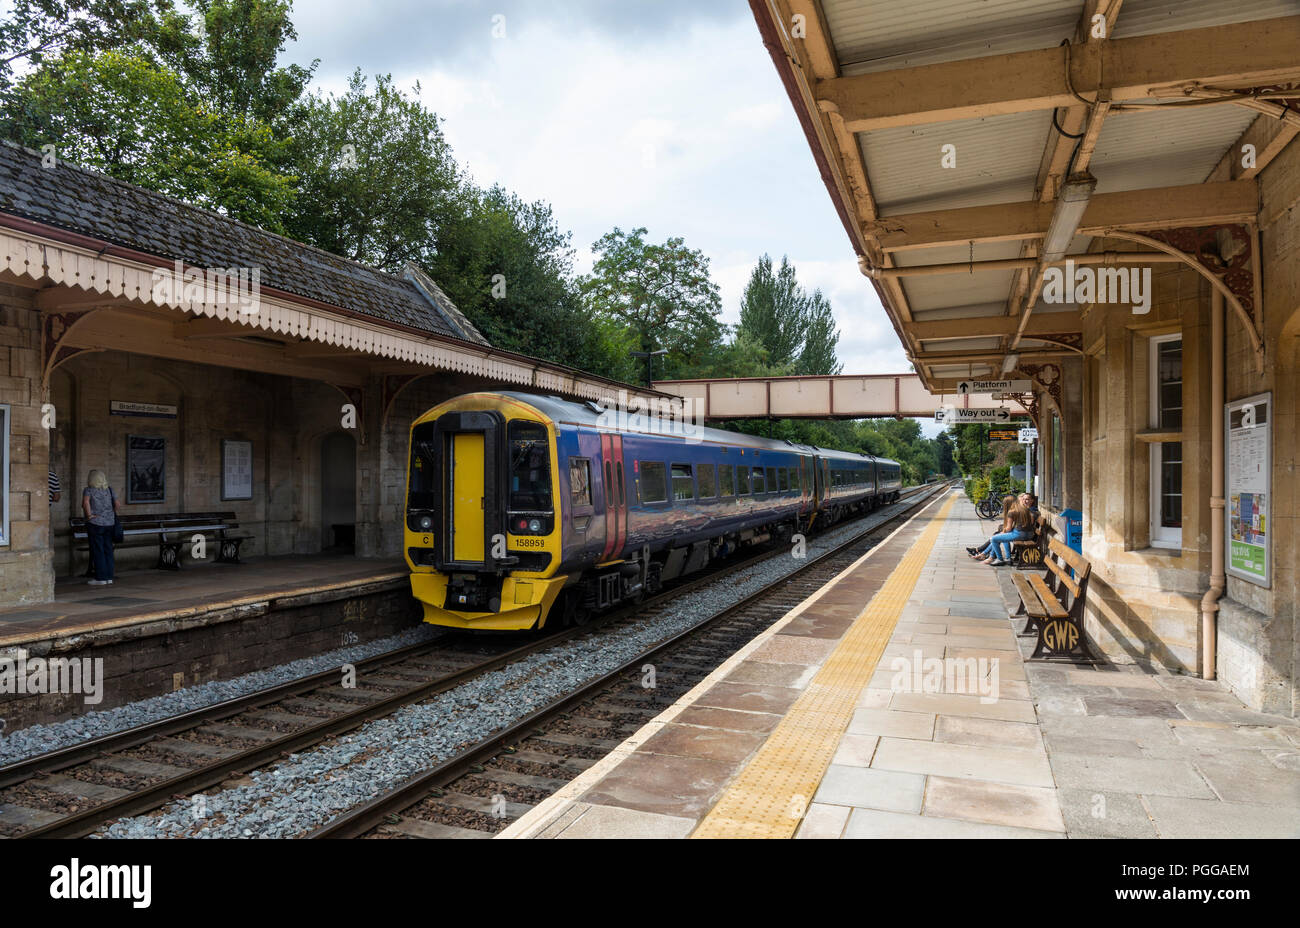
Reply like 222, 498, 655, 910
0, 140, 488, 345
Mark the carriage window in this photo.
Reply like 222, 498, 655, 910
737, 466, 751, 495
698, 463, 716, 498
508, 421, 552, 511
751, 467, 765, 494
719, 464, 735, 498
639, 461, 667, 504
767, 467, 779, 492
569, 458, 592, 509
617, 462, 625, 505
671, 463, 695, 501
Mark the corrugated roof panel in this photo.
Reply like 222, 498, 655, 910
1112, 0, 1300, 38
921, 336, 1002, 351
860, 110, 1050, 214
904, 269, 1018, 311
1088, 105, 1258, 194
913, 303, 1012, 321
824, 0, 1080, 75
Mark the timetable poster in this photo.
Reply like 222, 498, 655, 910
1226, 394, 1270, 586
222, 439, 254, 501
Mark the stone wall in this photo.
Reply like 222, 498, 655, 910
0, 284, 53, 605
48, 351, 354, 578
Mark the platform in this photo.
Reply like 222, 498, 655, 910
0, 554, 407, 647
0, 555, 418, 730
502, 490, 1300, 839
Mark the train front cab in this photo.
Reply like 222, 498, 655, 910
405, 396, 567, 630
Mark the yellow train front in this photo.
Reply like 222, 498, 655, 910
405, 393, 568, 631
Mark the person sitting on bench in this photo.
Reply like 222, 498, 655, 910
968, 495, 1015, 559
975, 497, 1035, 567
967, 491, 1039, 559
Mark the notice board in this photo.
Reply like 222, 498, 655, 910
1226, 393, 1270, 586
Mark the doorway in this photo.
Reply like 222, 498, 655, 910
321, 432, 356, 551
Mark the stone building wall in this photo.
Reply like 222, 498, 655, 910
0, 283, 53, 605
47, 351, 354, 578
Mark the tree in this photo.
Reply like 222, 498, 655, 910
2, 48, 295, 228
280, 71, 459, 268
936, 431, 956, 476
0, 0, 173, 86
579, 227, 725, 380
735, 254, 841, 376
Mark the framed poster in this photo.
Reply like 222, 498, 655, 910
1225, 393, 1270, 587
222, 439, 254, 501
126, 435, 166, 503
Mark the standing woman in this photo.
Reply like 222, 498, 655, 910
82, 470, 119, 585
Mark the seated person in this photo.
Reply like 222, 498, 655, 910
976, 498, 1035, 566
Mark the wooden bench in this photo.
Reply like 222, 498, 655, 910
1009, 514, 1049, 568
1011, 537, 1098, 661
71, 512, 254, 571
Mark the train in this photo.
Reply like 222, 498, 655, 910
404, 391, 903, 631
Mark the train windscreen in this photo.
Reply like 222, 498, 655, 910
508, 421, 552, 511
409, 422, 437, 509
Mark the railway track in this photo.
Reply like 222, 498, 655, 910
312, 481, 953, 839
0, 482, 948, 839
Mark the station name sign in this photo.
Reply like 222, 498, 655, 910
934, 407, 1016, 423
956, 380, 1032, 395
109, 401, 178, 419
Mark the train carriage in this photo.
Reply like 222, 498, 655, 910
405, 392, 902, 631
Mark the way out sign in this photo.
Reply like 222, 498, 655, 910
956, 380, 1032, 395
1018, 427, 1039, 443
935, 407, 1014, 423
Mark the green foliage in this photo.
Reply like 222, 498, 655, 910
736, 254, 840, 376
282, 70, 458, 268
2, 47, 295, 228
579, 226, 725, 381
0, 0, 173, 85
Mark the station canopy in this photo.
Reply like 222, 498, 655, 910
753, 0, 1294, 391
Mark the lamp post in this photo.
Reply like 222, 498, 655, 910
630, 348, 668, 387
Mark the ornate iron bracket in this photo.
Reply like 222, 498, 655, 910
1100, 224, 1264, 372
41, 309, 100, 386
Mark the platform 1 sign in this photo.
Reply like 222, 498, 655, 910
988, 428, 1018, 441
956, 380, 1032, 395
934, 407, 1015, 423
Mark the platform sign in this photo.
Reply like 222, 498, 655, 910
988, 428, 1018, 441
934, 407, 1016, 424
1226, 393, 1270, 587
956, 379, 1032, 395
1018, 428, 1038, 443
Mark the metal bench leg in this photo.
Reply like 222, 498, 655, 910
217, 538, 244, 564
157, 542, 183, 570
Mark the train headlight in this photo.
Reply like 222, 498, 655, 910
418, 514, 433, 531
528, 518, 542, 533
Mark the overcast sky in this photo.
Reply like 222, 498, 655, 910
285, 1, 937, 432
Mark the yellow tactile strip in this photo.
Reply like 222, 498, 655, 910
691, 494, 957, 839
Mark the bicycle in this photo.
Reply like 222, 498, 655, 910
974, 479, 1009, 520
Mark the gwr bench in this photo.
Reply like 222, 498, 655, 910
70, 512, 253, 571
1009, 514, 1049, 568
1011, 537, 1098, 661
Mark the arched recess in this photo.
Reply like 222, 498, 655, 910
319, 431, 357, 551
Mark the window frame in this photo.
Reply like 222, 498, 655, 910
638, 461, 668, 505
737, 465, 751, 496
697, 462, 717, 499
568, 457, 593, 512
671, 463, 696, 502
1148, 333, 1183, 549
719, 463, 735, 498
0, 404, 9, 547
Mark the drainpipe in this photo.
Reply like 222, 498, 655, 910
1201, 289, 1226, 680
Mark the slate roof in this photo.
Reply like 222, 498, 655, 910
0, 141, 488, 345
